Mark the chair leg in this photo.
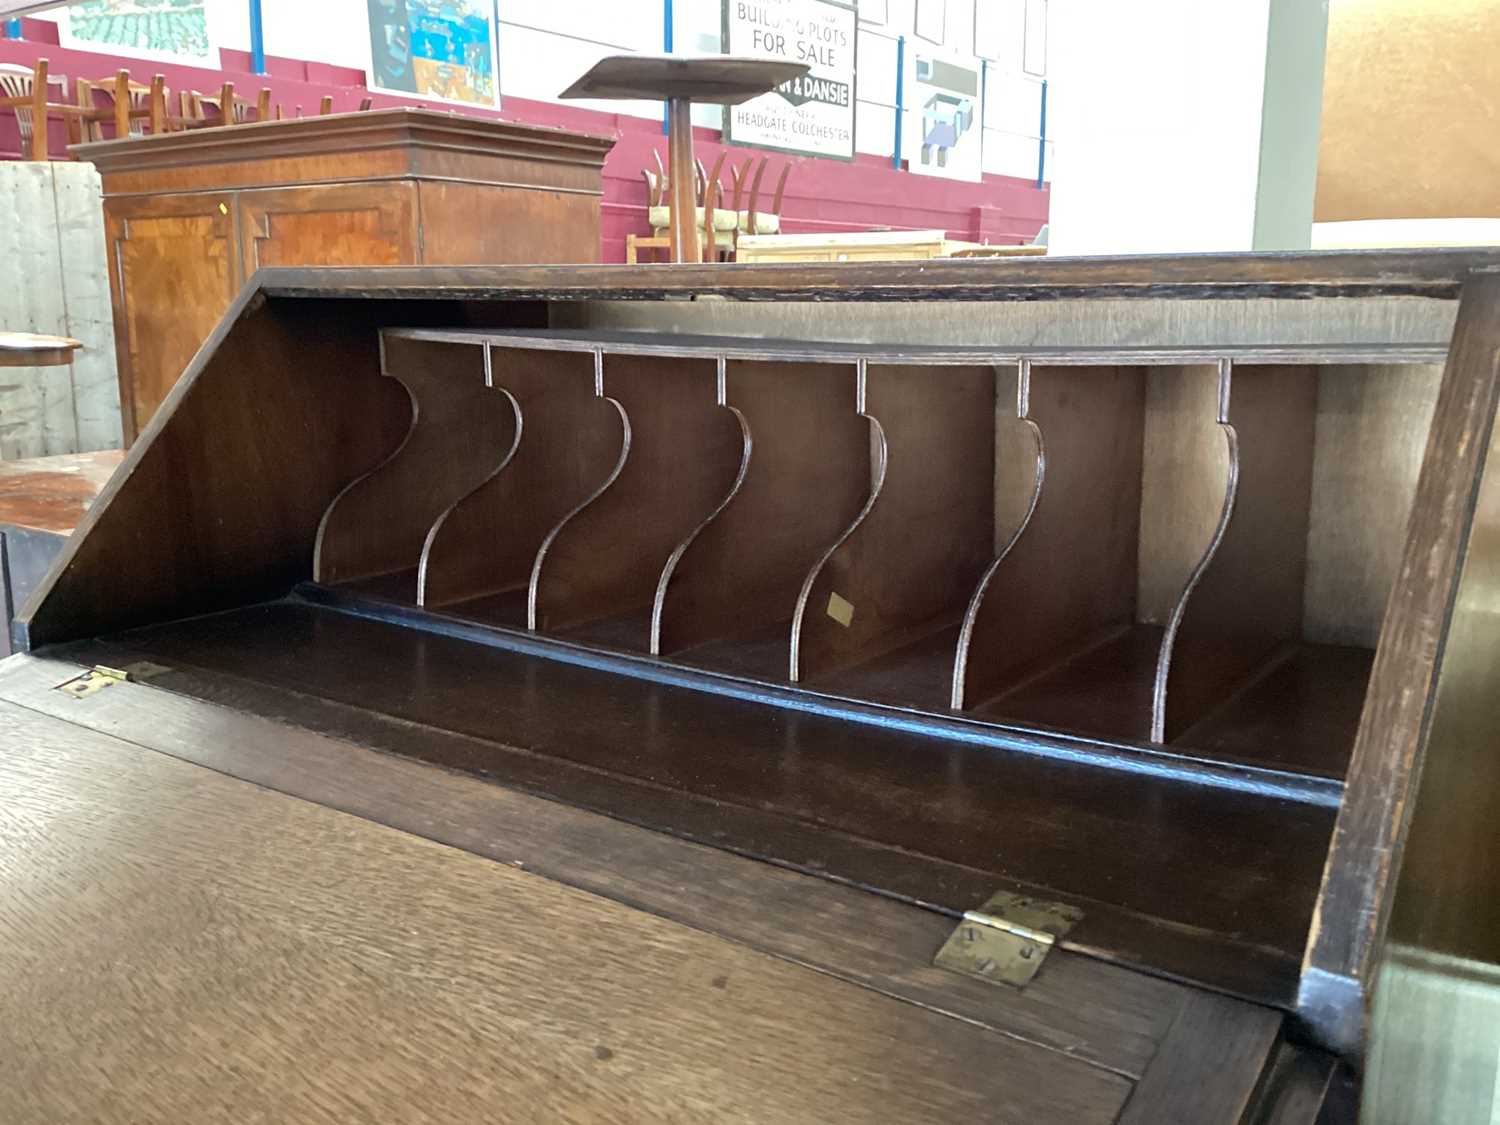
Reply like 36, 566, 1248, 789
30, 59, 49, 160
626, 234, 638, 265
113, 71, 130, 137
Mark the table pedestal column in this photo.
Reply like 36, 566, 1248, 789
666, 97, 701, 264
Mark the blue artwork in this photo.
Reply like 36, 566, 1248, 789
368, 0, 496, 106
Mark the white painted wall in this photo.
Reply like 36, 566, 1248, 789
33, 0, 1047, 171
0, 162, 120, 458
1045, 0, 1272, 254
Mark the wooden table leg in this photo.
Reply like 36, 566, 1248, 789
666, 96, 700, 264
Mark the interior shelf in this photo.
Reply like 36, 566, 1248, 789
307, 327, 1439, 795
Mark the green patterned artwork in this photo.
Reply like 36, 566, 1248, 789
64, 0, 213, 61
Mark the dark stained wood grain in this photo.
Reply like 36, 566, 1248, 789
793, 363, 995, 691
14, 252, 1498, 1070
15, 294, 404, 649
0, 697, 1134, 1124
0, 653, 1190, 1080
654, 359, 868, 659
1172, 644, 1373, 777
50, 599, 1335, 1000
1116, 992, 1284, 1125
314, 336, 514, 592
1252, 1045, 1342, 1125
1163, 364, 1319, 740
253, 248, 1500, 305
419, 345, 624, 615
956, 364, 1145, 713
1301, 271, 1500, 1054
533, 353, 744, 641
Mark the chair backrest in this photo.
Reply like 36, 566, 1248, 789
768, 162, 791, 217
730, 156, 754, 214
701, 150, 729, 261
641, 167, 665, 209
0, 61, 38, 140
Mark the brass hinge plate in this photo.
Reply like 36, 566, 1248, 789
933, 891, 1083, 988
55, 662, 171, 700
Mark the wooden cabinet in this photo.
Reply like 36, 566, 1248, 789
239, 182, 417, 272
76, 109, 614, 442
106, 193, 239, 431
23, 253, 1500, 1116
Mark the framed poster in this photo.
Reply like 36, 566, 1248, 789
366, 0, 498, 108
905, 50, 982, 182
58, 0, 218, 64
723, 0, 856, 161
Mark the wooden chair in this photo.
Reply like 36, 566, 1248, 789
699, 151, 738, 262
0, 59, 91, 160
739, 157, 792, 238
627, 165, 672, 264
74, 71, 165, 141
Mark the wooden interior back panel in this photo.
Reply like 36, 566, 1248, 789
419, 346, 623, 615
314, 336, 513, 591
793, 363, 995, 686
1164, 364, 1319, 739
533, 353, 744, 640
957, 364, 1145, 711
654, 359, 869, 658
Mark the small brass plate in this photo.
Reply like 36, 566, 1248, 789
933, 891, 1083, 988
826, 591, 855, 627
56, 666, 132, 699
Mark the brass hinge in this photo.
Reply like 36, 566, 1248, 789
55, 662, 171, 700
933, 891, 1083, 988
56, 665, 132, 699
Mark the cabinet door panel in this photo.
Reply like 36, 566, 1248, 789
108, 196, 238, 441
240, 183, 416, 271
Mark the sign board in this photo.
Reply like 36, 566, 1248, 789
367, 0, 498, 108
59, 0, 217, 63
723, 0, 856, 161
906, 50, 983, 182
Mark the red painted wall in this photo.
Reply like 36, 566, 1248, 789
2, 18, 1049, 264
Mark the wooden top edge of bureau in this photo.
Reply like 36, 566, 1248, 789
247, 246, 1500, 301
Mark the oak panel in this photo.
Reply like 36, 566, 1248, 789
655, 359, 868, 659
314, 336, 514, 592
0, 699, 1131, 1125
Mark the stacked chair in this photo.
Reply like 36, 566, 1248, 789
2, 57, 374, 160
629, 150, 793, 264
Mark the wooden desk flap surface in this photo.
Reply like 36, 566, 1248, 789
0, 654, 1306, 1123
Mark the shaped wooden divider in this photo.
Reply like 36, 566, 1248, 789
652, 358, 869, 671
530, 352, 745, 646
1158, 363, 1318, 742
953, 362, 1145, 712
960, 363, 1232, 743
791, 360, 995, 698
313, 337, 515, 599
418, 346, 626, 628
